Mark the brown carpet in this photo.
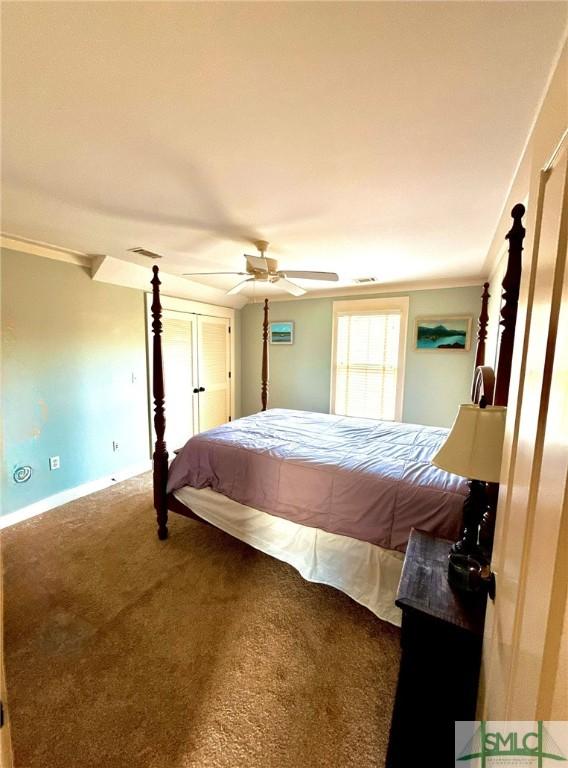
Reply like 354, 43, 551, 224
3, 473, 400, 768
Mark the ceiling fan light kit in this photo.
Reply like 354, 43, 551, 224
183, 240, 339, 297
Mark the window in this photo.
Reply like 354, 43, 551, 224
331, 298, 409, 421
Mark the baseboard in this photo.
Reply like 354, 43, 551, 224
0, 461, 152, 529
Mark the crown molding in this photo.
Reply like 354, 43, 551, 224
252, 275, 486, 303
0, 233, 92, 267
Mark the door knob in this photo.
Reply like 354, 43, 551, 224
192, 388, 199, 394
199, 387, 205, 392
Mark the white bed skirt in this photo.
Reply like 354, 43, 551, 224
173, 486, 404, 627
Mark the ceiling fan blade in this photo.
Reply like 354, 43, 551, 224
245, 254, 270, 272
276, 277, 307, 297
183, 271, 247, 276
226, 277, 255, 296
277, 270, 339, 282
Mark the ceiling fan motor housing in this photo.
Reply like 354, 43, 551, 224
247, 256, 278, 277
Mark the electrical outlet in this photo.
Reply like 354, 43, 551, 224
112, 441, 119, 452
49, 456, 60, 471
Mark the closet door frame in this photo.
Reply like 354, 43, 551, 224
145, 293, 235, 456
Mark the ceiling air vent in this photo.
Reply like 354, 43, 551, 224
128, 247, 163, 260
353, 277, 377, 284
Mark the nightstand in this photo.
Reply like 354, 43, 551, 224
385, 528, 487, 768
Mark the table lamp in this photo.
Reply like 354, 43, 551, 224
432, 401, 506, 592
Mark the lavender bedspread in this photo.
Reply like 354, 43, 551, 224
167, 409, 466, 552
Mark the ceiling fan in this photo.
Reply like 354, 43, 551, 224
183, 241, 339, 296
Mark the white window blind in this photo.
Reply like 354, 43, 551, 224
332, 308, 404, 421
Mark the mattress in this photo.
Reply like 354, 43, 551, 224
173, 484, 404, 626
167, 408, 466, 552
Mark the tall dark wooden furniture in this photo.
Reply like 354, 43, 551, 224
151, 266, 169, 541
261, 298, 269, 411
474, 282, 490, 370
385, 530, 486, 768
471, 282, 490, 401
494, 203, 525, 407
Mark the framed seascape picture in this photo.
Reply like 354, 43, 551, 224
415, 315, 472, 351
270, 321, 294, 345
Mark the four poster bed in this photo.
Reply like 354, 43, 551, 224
150, 204, 526, 626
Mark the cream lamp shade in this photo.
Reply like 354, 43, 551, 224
432, 403, 507, 483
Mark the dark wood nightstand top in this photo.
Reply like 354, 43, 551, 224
396, 528, 487, 636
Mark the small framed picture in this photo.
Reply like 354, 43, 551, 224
415, 315, 472, 351
270, 321, 294, 345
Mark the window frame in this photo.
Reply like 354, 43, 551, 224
330, 297, 409, 421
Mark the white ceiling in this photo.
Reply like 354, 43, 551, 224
2, 2, 566, 299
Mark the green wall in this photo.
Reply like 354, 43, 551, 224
241, 285, 482, 428
1, 249, 150, 515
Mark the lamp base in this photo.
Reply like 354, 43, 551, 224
448, 553, 496, 599
449, 479, 496, 598
452, 478, 487, 557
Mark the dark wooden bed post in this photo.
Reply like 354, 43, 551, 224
471, 282, 491, 402
478, 204, 526, 557
261, 298, 269, 411
494, 203, 525, 406
475, 282, 490, 369
151, 266, 169, 540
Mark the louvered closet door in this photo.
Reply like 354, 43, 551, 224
161, 311, 198, 452
197, 316, 231, 432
